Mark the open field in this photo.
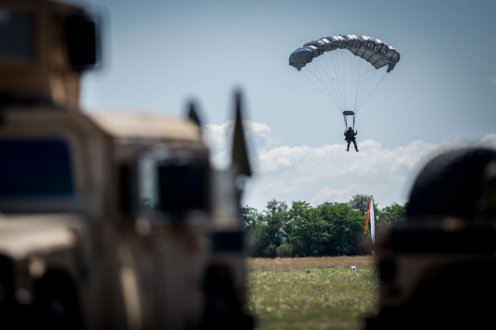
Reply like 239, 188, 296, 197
247, 256, 377, 330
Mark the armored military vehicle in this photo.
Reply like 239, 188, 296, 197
364, 147, 496, 330
0, 0, 253, 328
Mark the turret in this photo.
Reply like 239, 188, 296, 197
0, 0, 98, 112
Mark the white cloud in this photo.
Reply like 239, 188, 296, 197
205, 121, 496, 210
246, 139, 431, 209
480, 133, 496, 147
204, 120, 276, 169
203, 122, 230, 168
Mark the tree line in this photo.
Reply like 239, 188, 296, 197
241, 194, 405, 258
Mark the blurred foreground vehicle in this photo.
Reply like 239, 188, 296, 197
365, 147, 496, 330
0, 1, 253, 329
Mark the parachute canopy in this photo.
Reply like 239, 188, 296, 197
289, 34, 400, 129
289, 34, 400, 73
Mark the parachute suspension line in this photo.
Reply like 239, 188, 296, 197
323, 54, 344, 112
354, 66, 378, 110
304, 63, 329, 97
353, 59, 360, 110
353, 58, 365, 111
347, 52, 354, 110
332, 51, 387, 112
320, 55, 337, 107
349, 53, 356, 110
334, 52, 347, 109
355, 61, 374, 110
340, 52, 350, 108
317, 62, 344, 109
310, 59, 339, 105
334, 51, 342, 107
350, 52, 361, 112
329, 50, 342, 108
344, 51, 364, 112
338, 51, 348, 109
357, 70, 388, 110
361, 67, 381, 105
353, 62, 373, 109
320, 52, 348, 112
302, 67, 341, 111
324, 52, 338, 107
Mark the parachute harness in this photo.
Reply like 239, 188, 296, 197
343, 111, 355, 130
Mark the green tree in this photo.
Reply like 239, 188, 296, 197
242, 198, 406, 257
240, 205, 266, 257
349, 194, 380, 217
378, 203, 405, 228
240, 205, 260, 231
318, 202, 364, 255
256, 199, 289, 257
286, 201, 327, 256
349, 194, 370, 214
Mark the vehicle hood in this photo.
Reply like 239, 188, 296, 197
0, 213, 84, 260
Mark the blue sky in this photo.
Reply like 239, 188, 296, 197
80, 0, 496, 209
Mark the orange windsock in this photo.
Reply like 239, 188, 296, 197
364, 202, 371, 235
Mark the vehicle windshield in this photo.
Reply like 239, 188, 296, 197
0, 138, 74, 199
0, 10, 33, 61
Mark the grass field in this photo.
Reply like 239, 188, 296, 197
247, 257, 377, 330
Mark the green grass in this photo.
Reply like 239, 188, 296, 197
247, 257, 377, 330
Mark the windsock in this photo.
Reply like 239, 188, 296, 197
363, 196, 376, 242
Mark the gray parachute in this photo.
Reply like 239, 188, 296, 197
289, 34, 401, 130
289, 34, 400, 72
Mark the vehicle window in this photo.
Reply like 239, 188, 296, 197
0, 138, 74, 198
0, 11, 33, 60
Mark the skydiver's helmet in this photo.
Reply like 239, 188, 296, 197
348, 127, 353, 131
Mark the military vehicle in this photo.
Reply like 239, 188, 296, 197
364, 147, 496, 330
0, 0, 253, 328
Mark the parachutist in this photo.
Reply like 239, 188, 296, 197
289, 35, 400, 140
344, 127, 358, 152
